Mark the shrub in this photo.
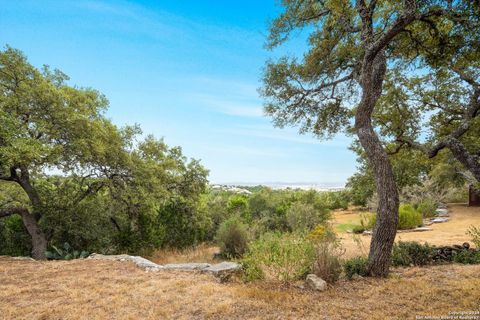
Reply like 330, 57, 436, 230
0, 215, 31, 256
467, 225, 480, 248
391, 241, 434, 267
242, 232, 315, 283
398, 204, 423, 230
343, 256, 369, 279
352, 225, 365, 234
452, 250, 480, 264
312, 231, 343, 283
286, 202, 325, 232
215, 217, 249, 258
416, 199, 437, 218
362, 205, 422, 231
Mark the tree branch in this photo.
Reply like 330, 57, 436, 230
0, 207, 28, 218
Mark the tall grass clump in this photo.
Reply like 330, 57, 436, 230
308, 225, 343, 283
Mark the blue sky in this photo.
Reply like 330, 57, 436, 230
0, 0, 356, 185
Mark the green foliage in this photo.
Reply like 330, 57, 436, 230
398, 204, 423, 230
343, 256, 369, 280
286, 202, 325, 233
346, 170, 376, 207
452, 250, 480, 264
45, 242, 89, 260
391, 241, 434, 267
0, 215, 31, 256
467, 226, 480, 249
0, 47, 209, 257
317, 191, 350, 210
227, 195, 251, 222
361, 205, 422, 231
216, 217, 249, 259
352, 225, 366, 234
416, 199, 438, 218
242, 232, 315, 283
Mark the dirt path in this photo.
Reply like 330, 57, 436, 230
334, 204, 480, 258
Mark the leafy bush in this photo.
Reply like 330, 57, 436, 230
343, 256, 369, 279
216, 217, 249, 258
398, 204, 423, 230
318, 191, 350, 210
352, 225, 365, 234
467, 225, 480, 248
391, 241, 434, 267
45, 242, 89, 260
0, 215, 31, 256
361, 205, 422, 231
286, 202, 325, 232
452, 250, 480, 264
416, 199, 437, 218
242, 232, 315, 283
311, 229, 343, 283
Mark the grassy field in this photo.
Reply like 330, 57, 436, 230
1, 258, 479, 319
1, 204, 479, 319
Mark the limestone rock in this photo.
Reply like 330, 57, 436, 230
163, 263, 211, 271
88, 253, 163, 271
205, 262, 240, 282
412, 227, 433, 232
305, 274, 327, 291
431, 217, 450, 223
436, 208, 449, 216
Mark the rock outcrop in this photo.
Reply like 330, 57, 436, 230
88, 254, 240, 281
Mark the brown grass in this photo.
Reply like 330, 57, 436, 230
148, 243, 221, 265
335, 204, 480, 258
1, 258, 479, 319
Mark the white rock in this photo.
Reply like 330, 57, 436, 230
412, 227, 433, 232
431, 217, 450, 223
436, 208, 449, 216
305, 274, 327, 291
163, 263, 211, 271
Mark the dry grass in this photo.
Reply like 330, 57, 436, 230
334, 204, 480, 258
1, 204, 479, 319
1, 258, 479, 319
148, 243, 221, 265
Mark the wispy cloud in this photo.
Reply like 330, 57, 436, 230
216, 124, 353, 147
202, 144, 286, 158
195, 94, 263, 117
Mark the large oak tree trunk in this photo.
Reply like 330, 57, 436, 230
20, 209, 47, 260
0, 207, 48, 260
356, 52, 399, 277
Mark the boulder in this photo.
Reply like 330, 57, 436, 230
435, 208, 449, 216
205, 262, 241, 282
305, 274, 327, 291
